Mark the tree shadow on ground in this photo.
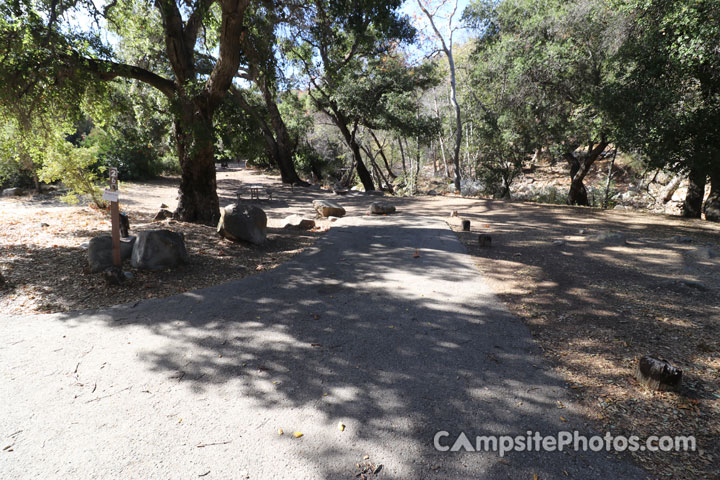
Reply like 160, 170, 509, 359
441, 199, 719, 478
42, 218, 646, 478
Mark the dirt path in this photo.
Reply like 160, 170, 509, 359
0, 215, 645, 479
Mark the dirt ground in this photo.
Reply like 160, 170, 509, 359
0, 167, 327, 314
1, 166, 719, 478
443, 201, 720, 479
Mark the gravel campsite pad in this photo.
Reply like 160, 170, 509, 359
2, 166, 719, 478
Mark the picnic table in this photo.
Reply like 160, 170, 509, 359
245, 184, 273, 201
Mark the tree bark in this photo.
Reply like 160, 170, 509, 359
260, 81, 303, 184
683, 166, 706, 218
173, 100, 220, 224
702, 167, 720, 222
369, 130, 396, 179
361, 144, 393, 193
433, 97, 451, 179
332, 113, 374, 191
418, 0, 461, 191
565, 140, 608, 206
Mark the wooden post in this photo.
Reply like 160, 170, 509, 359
107, 168, 121, 267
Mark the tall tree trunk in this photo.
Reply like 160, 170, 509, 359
434, 97, 451, 179
398, 137, 407, 177
704, 167, 720, 222
261, 85, 302, 184
418, 0, 462, 191
361, 144, 393, 193
331, 113, 374, 191
449, 63, 462, 192
369, 130, 396, 179
174, 100, 219, 224
683, 166, 706, 218
603, 148, 617, 209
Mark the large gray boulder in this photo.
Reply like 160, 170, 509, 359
313, 199, 346, 218
2, 187, 23, 196
88, 235, 136, 273
368, 201, 396, 215
217, 204, 267, 245
131, 230, 188, 270
282, 214, 315, 230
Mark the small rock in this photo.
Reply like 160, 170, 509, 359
102, 266, 125, 286
368, 202, 396, 215
450, 210, 459, 217
217, 204, 267, 245
131, 230, 188, 270
589, 231, 625, 244
461, 219, 470, 231
688, 245, 717, 260
40, 223, 50, 228
552, 240, 565, 246
478, 234, 492, 248
328, 216, 339, 222
671, 236, 693, 244
153, 209, 174, 222
88, 235, 136, 273
313, 199, 346, 218
160, 203, 168, 209
1, 187, 23, 196
282, 215, 315, 230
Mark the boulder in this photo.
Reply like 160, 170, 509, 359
217, 204, 267, 245
131, 230, 188, 270
2, 187, 23, 196
368, 202, 396, 215
282, 214, 315, 230
88, 235, 136, 273
153, 209, 174, 221
313, 199, 346, 218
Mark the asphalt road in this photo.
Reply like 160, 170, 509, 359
0, 214, 647, 479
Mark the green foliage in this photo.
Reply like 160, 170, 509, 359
38, 142, 106, 207
83, 81, 176, 180
606, 0, 720, 175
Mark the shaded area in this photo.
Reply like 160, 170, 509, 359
0, 216, 643, 479
446, 200, 719, 478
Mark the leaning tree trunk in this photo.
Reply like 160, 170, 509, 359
333, 113, 374, 191
566, 141, 609, 206
263, 87, 302, 185
349, 141, 375, 192
173, 101, 220, 224
683, 166, 706, 218
567, 154, 590, 206
568, 178, 589, 206
703, 167, 720, 222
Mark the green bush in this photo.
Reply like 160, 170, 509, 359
38, 144, 106, 207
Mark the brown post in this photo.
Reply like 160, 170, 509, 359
108, 168, 121, 267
